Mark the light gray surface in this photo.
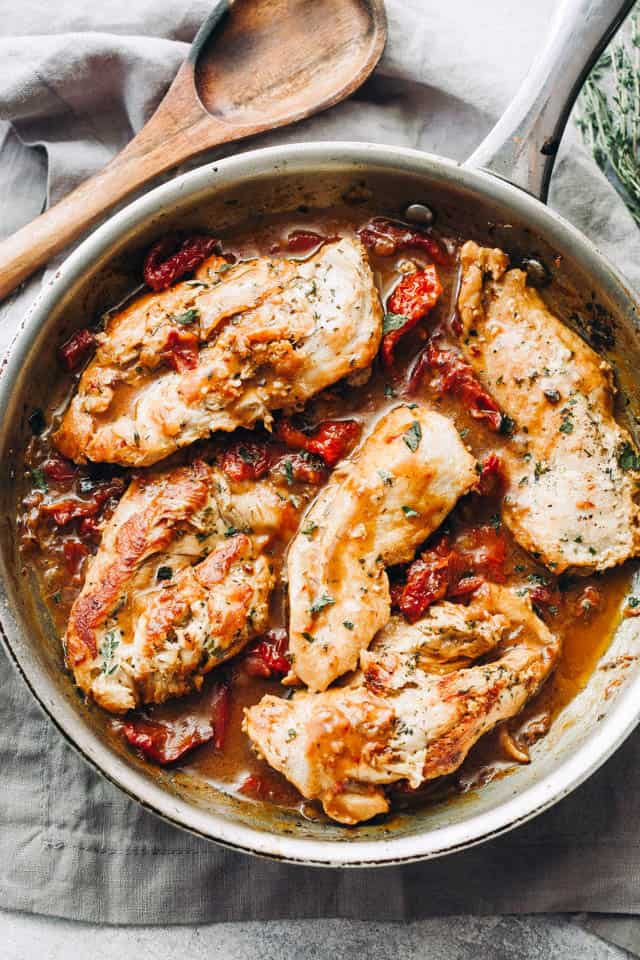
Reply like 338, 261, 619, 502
0, 911, 633, 960
2, 0, 640, 953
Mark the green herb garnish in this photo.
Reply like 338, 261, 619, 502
403, 420, 422, 452
156, 566, 173, 581
382, 312, 408, 335
377, 469, 394, 486
172, 307, 200, 326
310, 593, 335, 616
619, 442, 640, 471
30, 467, 48, 492
402, 505, 420, 518
343, 620, 354, 630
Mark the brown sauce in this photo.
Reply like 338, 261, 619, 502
18, 205, 636, 821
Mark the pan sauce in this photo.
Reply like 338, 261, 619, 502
18, 204, 637, 822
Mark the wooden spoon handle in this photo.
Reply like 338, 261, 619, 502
0, 123, 203, 301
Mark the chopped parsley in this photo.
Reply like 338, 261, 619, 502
224, 525, 239, 538
377, 469, 394, 486
403, 420, 422, 452
628, 596, 640, 608
284, 459, 294, 485
171, 307, 200, 325
618, 442, 640, 471
382, 312, 408, 335
156, 566, 173, 581
402, 505, 420, 518
99, 630, 119, 675
302, 631, 316, 643
301, 521, 318, 536
343, 620, 354, 630
384, 383, 396, 399
310, 593, 335, 616
559, 414, 574, 434
29, 467, 48, 492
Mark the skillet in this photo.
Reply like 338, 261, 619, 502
1, 0, 639, 865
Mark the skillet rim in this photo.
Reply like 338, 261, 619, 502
2, 139, 640, 867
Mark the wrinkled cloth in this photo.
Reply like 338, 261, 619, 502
2, 0, 640, 941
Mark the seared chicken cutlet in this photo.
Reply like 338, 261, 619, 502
54, 238, 382, 467
245, 585, 560, 824
65, 460, 306, 714
457, 241, 640, 574
287, 405, 478, 691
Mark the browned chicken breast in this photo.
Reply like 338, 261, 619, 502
54, 238, 382, 467
457, 241, 640, 574
287, 405, 478, 692
65, 460, 305, 713
244, 584, 560, 824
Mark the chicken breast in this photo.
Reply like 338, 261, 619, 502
287, 405, 478, 691
54, 238, 383, 467
65, 459, 305, 714
457, 241, 640, 573
244, 585, 560, 824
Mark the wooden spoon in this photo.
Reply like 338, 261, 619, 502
0, 0, 386, 301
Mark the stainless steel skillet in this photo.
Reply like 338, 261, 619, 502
0, 0, 639, 866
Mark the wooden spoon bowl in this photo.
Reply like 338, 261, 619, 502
0, 0, 386, 301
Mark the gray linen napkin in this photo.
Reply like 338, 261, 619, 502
3, 0, 640, 938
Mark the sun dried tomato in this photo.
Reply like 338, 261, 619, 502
63, 539, 89, 575
238, 773, 295, 804
397, 524, 508, 622
123, 678, 230, 764
143, 234, 220, 292
382, 266, 443, 366
420, 342, 505, 432
286, 229, 332, 254
476, 453, 504, 497
41, 478, 125, 527
529, 583, 561, 617
398, 536, 452, 622
357, 217, 448, 265
42, 455, 77, 484
219, 439, 275, 482
276, 418, 361, 467
241, 628, 290, 678
58, 328, 96, 373
161, 328, 199, 373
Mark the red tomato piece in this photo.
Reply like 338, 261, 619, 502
42, 455, 77, 484
357, 217, 448, 265
219, 440, 275, 482
529, 583, 561, 616
58, 328, 96, 373
286, 230, 331, 254
123, 678, 231, 765
424, 343, 505, 432
42, 478, 125, 527
143, 234, 220, 291
241, 628, 290, 678
238, 773, 294, 804
276, 418, 361, 467
382, 266, 443, 367
62, 539, 89, 575
476, 453, 504, 497
161, 328, 199, 373
398, 536, 451, 622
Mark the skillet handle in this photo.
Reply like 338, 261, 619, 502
465, 0, 635, 201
